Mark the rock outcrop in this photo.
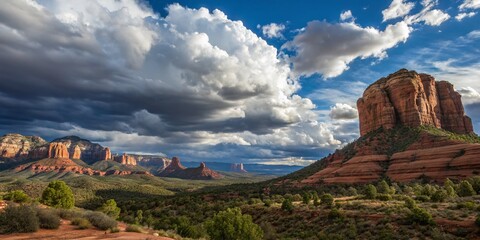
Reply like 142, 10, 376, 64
357, 69, 473, 136
113, 153, 137, 165
158, 157, 222, 180
230, 163, 247, 173
48, 143, 69, 159
287, 69, 480, 185
51, 136, 109, 163
0, 134, 47, 159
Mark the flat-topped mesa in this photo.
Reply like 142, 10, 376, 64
357, 69, 473, 136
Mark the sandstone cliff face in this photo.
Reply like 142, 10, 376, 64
0, 134, 47, 159
48, 143, 69, 159
295, 69, 480, 185
114, 153, 137, 165
357, 69, 473, 136
158, 157, 222, 180
51, 136, 109, 163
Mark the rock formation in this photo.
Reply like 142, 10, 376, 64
48, 143, 69, 159
230, 163, 247, 173
0, 134, 47, 159
285, 69, 480, 185
158, 157, 222, 180
102, 147, 112, 161
72, 145, 81, 159
114, 153, 137, 165
51, 136, 109, 164
357, 69, 473, 136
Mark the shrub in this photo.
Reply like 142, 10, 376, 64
126, 224, 143, 233
347, 187, 358, 196
41, 180, 75, 209
0, 204, 39, 233
56, 209, 82, 220
85, 211, 117, 230
431, 189, 448, 202
71, 218, 92, 229
3, 190, 30, 203
321, 194, 334, 207
263, 199, 272, 207
408, 207, 433, 225
302, 192, 311, 205
98, 199, 120, 219
205, 207, 263, 240
281, 199, 294, 212
37, 208, 60, 229
404, 196, 417, 209
457, 180, 476, 197
312, 192, 320, 206
365, 184, 377, 199
377, 180, 393, 194
415, 195, 430, 202
328, 208, 344, 220
376, 194, 392, 201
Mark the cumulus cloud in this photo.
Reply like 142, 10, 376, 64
459, 0, 480, 10
259, 23, 285, 38
284, 21, 411, 78
340, 10, 355, 22
382, 0, 415, 21
458, 87, 480, 105
329, 103, 358, 120
455, 12, 477, 21
0, 0, 345, 164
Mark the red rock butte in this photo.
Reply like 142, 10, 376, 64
284, 69, 480, 185
357, 69, 473, 136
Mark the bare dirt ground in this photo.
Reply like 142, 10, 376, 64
1, 220, 174, 240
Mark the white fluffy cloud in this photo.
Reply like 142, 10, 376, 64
259, 23, 286, 38
329, 103, 358, 120
458, 87, 480, 105
0, 0, 346, 164
382, 0, 415, 21
459, 0, 480, 10
284, 21, 411, 78
455, 12, 477, 21
340, 10, 355, 22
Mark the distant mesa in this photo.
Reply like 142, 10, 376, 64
230, 163, 247, 173
0, 133, 47, 159
113, 153, 137, 165
280, 69, 480, 185
158, 157, 223, 180
48, 142, 69, 159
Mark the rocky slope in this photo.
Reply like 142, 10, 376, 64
158, 157, 222, 180
0, 134, 47, 159
283, 69, 480, 185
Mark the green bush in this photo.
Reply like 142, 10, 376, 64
404, 196, 417, 209
205, 207, 263, 240
71, 218, 92, 229
321, 194, 334, 207
328, 208, 344, 220
408, 207, 433, 225
3, 190, 30, 203
302, 192, 311, 205
85, 211, 118, 230
281, 198, 294, 212
431, 189, 448, 202
457, 180, 476, 197
415, 195, 430, 202
126, 224, 143, 233
377, 180, 394, 194
0, 205, 39, 233
98, 199, 120, 219
37, 208, 60, 229
56, 209, 82, 220
365, 184, 377, 199
376, 194, 392, 201
41, 180, 75, 209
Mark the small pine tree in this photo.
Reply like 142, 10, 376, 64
377, 180, 390, 194
98, 199, 121, 219
281, 199, 294, 212
320, 194, 334, 207
457, 180, 476, 197
312, 192, 320, 206
302, 192, 311, 205
365, 184, 377, 199
41, 180, 74, 209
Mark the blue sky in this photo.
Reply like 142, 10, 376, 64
0, 0, 479, 165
